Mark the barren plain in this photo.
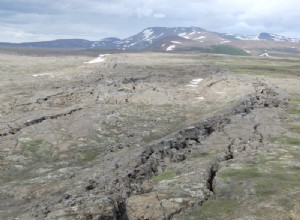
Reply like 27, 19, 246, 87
0, 51, 299, 219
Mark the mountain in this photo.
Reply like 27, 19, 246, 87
222, 32, 300, 43
114, 27, 205, 50
0, 39, 93, 49
90, 37, 121, 49
1, 27, 300, 56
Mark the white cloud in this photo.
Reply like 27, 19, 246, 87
153, 13, 166, 18
1, 27, 34, 42
136, 8, 153, 17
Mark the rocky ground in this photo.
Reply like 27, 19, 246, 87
0, 51, 299, 219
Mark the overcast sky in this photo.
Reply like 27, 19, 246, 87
1, 0, 300, 42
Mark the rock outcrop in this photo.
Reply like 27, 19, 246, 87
26, 81, 286, 220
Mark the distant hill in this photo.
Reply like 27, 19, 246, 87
1, 27, 300, 56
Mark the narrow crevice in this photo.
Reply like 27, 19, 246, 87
226, 141, 234, 160
24, 116, 47, 126
1, 107, 82, 137
205, 141, 235, 199
116, 200, 128, 220
207, 164, 218, 193
25, 107, 82, 126
254, 124, 263, 143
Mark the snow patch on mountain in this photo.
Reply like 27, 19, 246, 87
226, 32, 300, 43
129, 42, 138, 47
178, 31, 195, 39
234, 34, 259, 41
194, 36, 206, 40
166, 45, 176, 51
260, 33, 300, 43
273, 35, 287, 41
289, 38, 300, 43
188, 31, 196, 36
220, 40, 230, 44
178, 32, 187, 37
143, 29, 154, 39
171, 41, 182, 44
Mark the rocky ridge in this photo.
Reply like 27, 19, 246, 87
24, 81, 287, 219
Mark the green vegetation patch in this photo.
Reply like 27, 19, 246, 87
223, 58, 300, 77
202, 155, 300, 218
273, 135, 300, 146
199, 45, 249, 56
288, 125, 300, 133
210, 45, 249, 56
254, 171, 300, 198
24, 139, 54, 161
199, 198, 239, 219
82, 150, 98, 162
219, 166, 264, 179
289, 107, 300, 115
153, 170, 176, 182
218, 151, 300, 199
290, 93, 300, 103
177, 197, 240, 219
26, 139, 43, 153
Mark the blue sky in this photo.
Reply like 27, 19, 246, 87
1, 0, 300, 42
